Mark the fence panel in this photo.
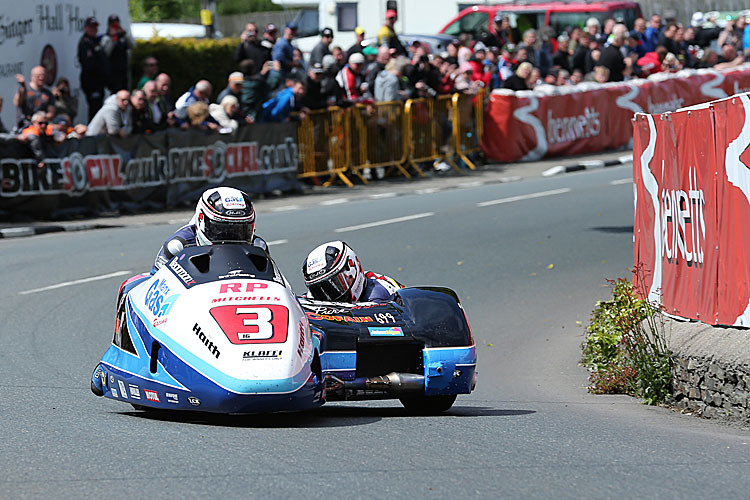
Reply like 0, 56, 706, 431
297, 107, 353, 187
349, 101, 412, 182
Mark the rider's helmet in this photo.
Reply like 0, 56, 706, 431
302, 241, 365, 302
193, 187, 255, 246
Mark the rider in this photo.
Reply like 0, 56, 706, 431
151, 186, 267, 273
302, 240, 402, 303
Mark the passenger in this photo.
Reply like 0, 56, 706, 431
151, 186, 267, 273
302, 241, 403, 303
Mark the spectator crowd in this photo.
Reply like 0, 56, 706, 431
4, 8, 750, 168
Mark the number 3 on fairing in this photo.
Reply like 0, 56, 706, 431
235, 307, 273, 340
210, 305, 290, 344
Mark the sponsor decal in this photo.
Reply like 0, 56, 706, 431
168, 259, 196, 286
210, 305, 289, 344
111, 388, 118, 398
546, 106, 601, 146
153, 317, 168, 327
306, 255, 325, 273
368, 326, 404, 337
223, 195, 246, 209
661, 166, 706, 267
305, 311, 375, 323
225, 210, 246, 216
118, 380, 128, 399
297, 322, 306, 357
188, 396, 201, 406
193, 323, 221, 359
144, 390, 160, 402
243, 350, 283, 360
165, 392, 179, 403
219, 282, 268, 293
647, 95, 684, 115
144, 278, 179, 317
129, 384, 141, 399
109, 375, 114, 384
303, 305, 352, 315
218, 270, 256, 279
211, 295, 281, 303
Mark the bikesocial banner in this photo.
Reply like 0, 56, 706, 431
483, 66, 750, 163
633, 92, 750, 327
0, 0, 130, 130
0, 123, 300, 217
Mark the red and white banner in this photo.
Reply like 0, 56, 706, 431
483, 66, 750, 163
633, 92, 750, 326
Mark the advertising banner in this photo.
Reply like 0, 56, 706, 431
484, 67, 750, 163
0, 123, 300, 217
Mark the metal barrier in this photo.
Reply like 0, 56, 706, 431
297, 90, 487, 186
349, 101, 413, 183
451, 88, 486, 170
297, 107, 353, 187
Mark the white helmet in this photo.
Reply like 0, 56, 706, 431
193, 187, 255, 246
302, 241, 365, 302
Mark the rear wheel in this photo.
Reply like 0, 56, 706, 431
399, 394, 457, 415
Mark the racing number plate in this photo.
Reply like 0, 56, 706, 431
210, 305, 289, 344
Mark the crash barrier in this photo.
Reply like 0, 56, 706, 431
483, 66, 750, 163
297, 107, 353, 187
633, 91, 750, 327
0, 123, 300, 218
296, 92, 484, 184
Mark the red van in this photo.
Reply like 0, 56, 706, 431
439, 1, 643, 40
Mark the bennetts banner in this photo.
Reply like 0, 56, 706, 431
0, 123, 300, 218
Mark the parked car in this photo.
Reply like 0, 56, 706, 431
131, 22, 223, 40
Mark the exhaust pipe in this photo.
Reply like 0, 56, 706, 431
364, 372, 424, 394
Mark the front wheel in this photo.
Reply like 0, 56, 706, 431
399, 394, 457, 415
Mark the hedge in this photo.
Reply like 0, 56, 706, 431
131, 37, 241, 100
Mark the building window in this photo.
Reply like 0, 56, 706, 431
337, 3, 357, 32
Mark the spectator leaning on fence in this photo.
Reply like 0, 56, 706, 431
374, 56, 410, 102
130, 88, 154, 135
336, 52, 366, 101
174, 80, 213, 125
209, 95, 241, 132
17, 111, 51, 169
13, 66, 54, 131
262, 80, 306, 122
86, 90, 132, 137
51, 77, 78, 123
301, 62, 327, 109
142, 80, 166, 131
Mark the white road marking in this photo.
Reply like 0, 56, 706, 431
271, 205, 301, 212
266, 239, 288, 246
320, 198, 349, 205
334, 212, 434, 233
610, 178, 633, 185
458, 181, 483, 188
19, 270, 133, 295
369, 192, 397, 199
416, 188, 440, 194
477, 188, 571, 207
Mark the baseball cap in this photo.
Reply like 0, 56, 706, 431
355, 26, 365, 36
349, 52, 365, 65
265, 23, 278, 33
84, 16, 98, 26
362, 45, 378, 56
228, 71, 244, 83
473, 41, 488, 52
586, 17, 600, 28
321, 27, 333, 37
504, 43, 516, 53
286, 21, 298, 30
386, 9, 397, 19
107, 14, 120, 24
494, 14, 504, 23
311, 62, 324, 73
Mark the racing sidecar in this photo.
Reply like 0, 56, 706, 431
91, 244, 476, 414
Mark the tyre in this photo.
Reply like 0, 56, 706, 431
399, 394, 457, 414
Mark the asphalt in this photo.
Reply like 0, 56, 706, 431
0, 148, 633, 237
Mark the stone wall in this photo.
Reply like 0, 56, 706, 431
666, 318, 750, 425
